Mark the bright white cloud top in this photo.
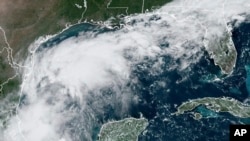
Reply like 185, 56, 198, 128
2, 0, 250, 141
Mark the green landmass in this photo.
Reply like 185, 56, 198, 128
0, 0, 172, 132
98, 117, 148, 141
205, 31, 237, 74
0, 48, 19, 99
174, 97, 250, 119
0, 0, 172, 99
109, 0, 171, 13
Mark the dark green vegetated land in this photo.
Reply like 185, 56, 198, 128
58, 0, 172, 22
0, 0, 172, 99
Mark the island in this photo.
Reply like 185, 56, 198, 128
174, 97, 250, 119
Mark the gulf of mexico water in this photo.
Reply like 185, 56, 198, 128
37, 21, 250, 141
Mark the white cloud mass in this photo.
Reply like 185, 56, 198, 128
2, 0, 250, 141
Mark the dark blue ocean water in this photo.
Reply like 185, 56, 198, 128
134, 22, 250, 141
38, 21, 250, 141
133, 22, 250, 141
